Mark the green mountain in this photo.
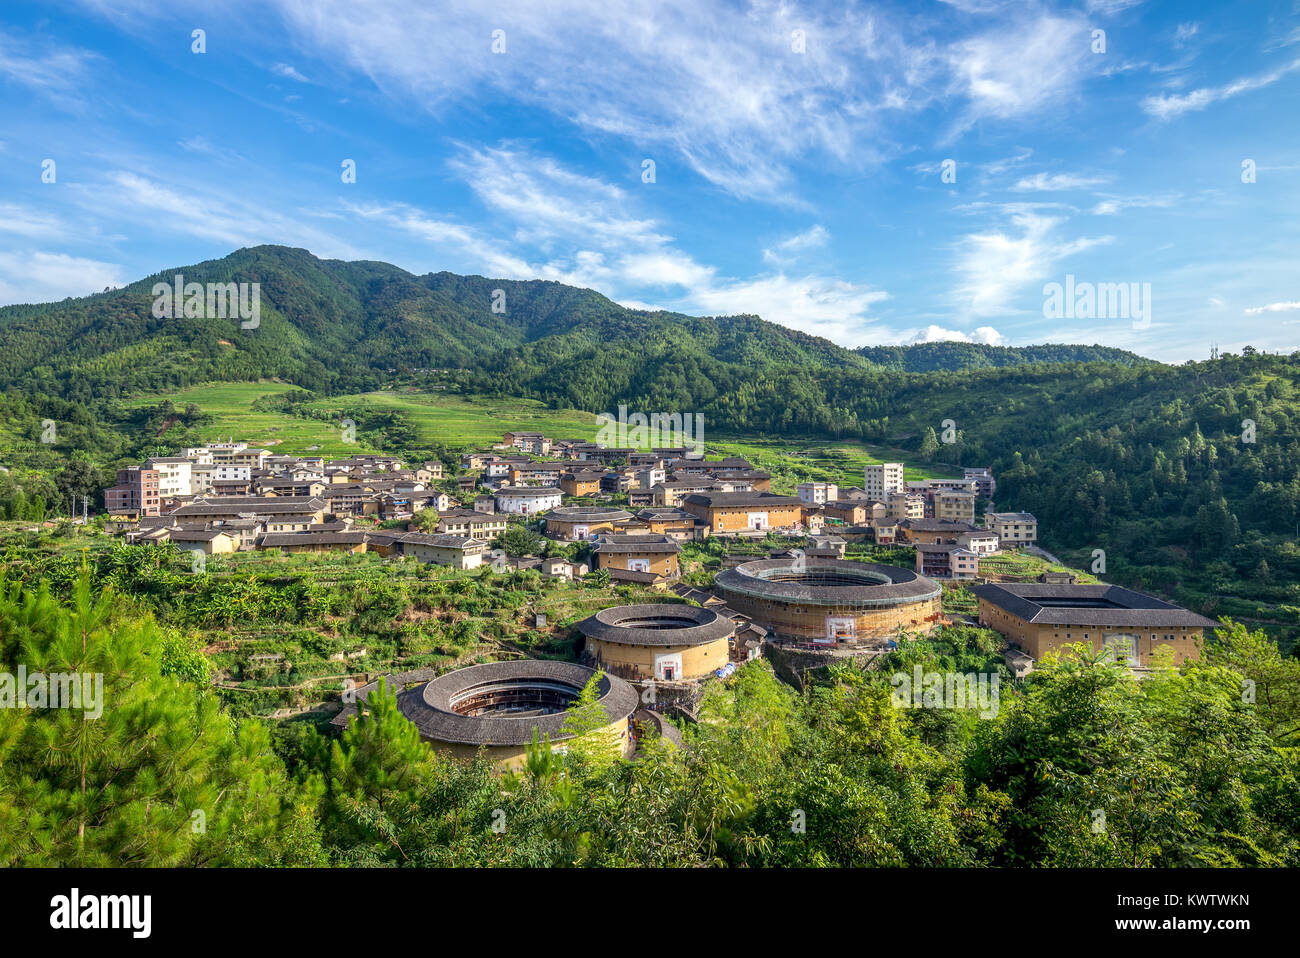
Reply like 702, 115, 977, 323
0, 245, 1151, 407
2, 246, 1298, 650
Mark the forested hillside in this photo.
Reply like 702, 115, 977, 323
2, 245, 1296, 647
858, 341, 1149, 371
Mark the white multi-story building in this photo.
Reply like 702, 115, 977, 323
182, 447, 214, 464
145, 457, 193, 498
213, 465, 252, 482
797, 481, 839, 506
864, 463, 905, 502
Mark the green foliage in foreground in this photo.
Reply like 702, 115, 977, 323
2, 576, 1298, 867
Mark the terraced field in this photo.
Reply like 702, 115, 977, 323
130, 382, 957, 486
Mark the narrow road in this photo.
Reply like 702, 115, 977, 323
1024, 543, 1064, 565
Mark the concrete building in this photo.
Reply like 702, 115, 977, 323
864, 462, 905, 502
145, 457, 194, 498
105, 467, 161, 519
797, 481, 839, 506
986, 512, 1038, 546
964, 467, 996, 501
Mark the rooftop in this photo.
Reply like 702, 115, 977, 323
578, 603, 735, 647
971, 583, 1217, 628
396, 660, 638, 746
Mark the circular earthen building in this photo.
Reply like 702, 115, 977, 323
713, 558, 942, 646
397, 660, 639, 769
578, 603, 735, 682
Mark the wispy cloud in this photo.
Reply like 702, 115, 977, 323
271, 62, 311, 82
762, 225, 830, 264
953, 209, 1114, 317
0, 29, 98, 111
1142, 57, 1300, 118
1010, 172, 1112, 192
1244, 301, 1300, 315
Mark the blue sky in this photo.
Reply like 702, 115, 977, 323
1, 0, 1298, 361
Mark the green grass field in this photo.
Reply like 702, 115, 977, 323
130, 381, 957, 484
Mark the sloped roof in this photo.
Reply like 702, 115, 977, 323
970, 583, 1217, 628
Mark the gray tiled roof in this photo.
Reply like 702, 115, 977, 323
593, 534, 680, 553
578, 603, 734, 647
681, 492, 803, 508
970, 583, 1217, 628
396, 660, 638, 746
715, 558, 941, 607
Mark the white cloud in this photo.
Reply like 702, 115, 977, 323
89, 171, 362, 258
0, 251, 126, 306
0, 203, 70, 241
1088, 193, 1178, 215
953, 209, 1114, 317
692, 273, 889, 345
909, 324, 1005, 345
271, 62, 311, 82
1010, 172, 1112, 192
0, 30, 98, 111
1244, 301, 1300, 315
946, 15, 1091, 133
762, 225, 830, 264
1142, 57, 1300, 119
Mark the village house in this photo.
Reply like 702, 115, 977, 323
653, 478, 719, 507
957, 529, 1000, 555
435, 507, 509, 540
168, 496, 327, 530
897, 518, 978, 545
258, 531, 369, 555
934, 489, 977, 523
503, 431, 552, 455
986, 512, 1038, 546
634, 507, 709, 541
105, 467, 161, 519
797, 481, 838, 506
560, 470, 606, 497
887, 491, 927, 520
591, 533, 681, 585
170, 528, 240, 556
915, 543, 980, 580
964, 466, 996, 501
543, 506, 634, 540
395, 532, 486, 570
679, 492, 806, 534
863, 462, 905, 501
507, 462, 564, 486
971, 582, 1216, 668
145, 457, 194, 498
